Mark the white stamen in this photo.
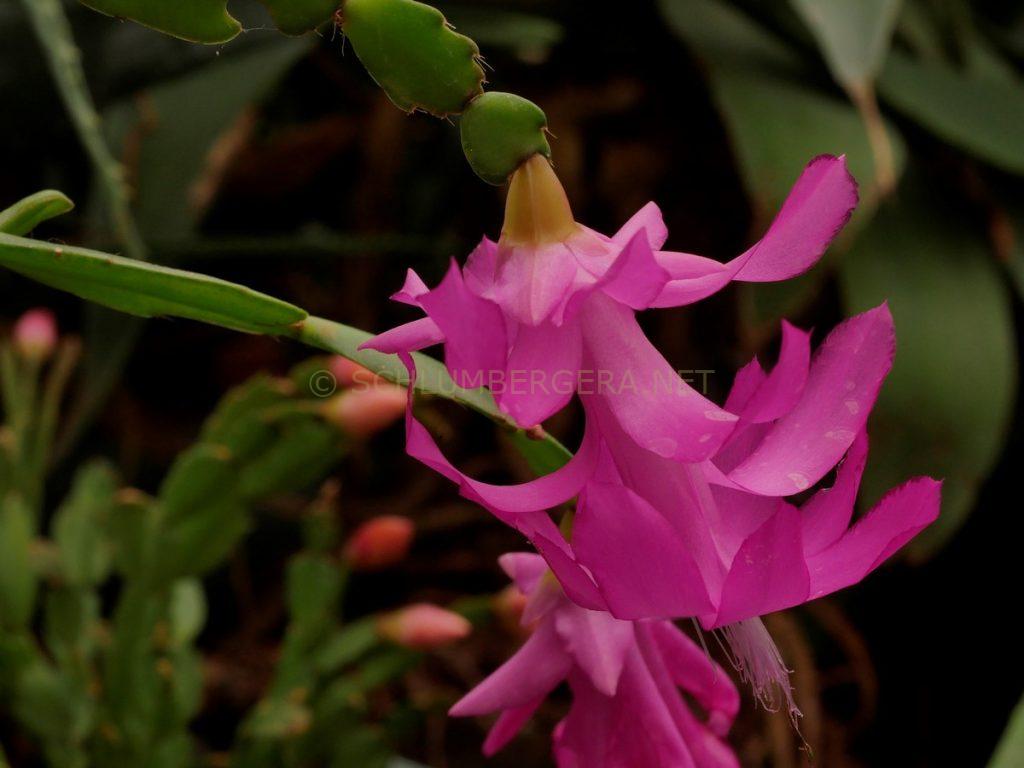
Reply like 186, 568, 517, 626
716, 617, 802, 727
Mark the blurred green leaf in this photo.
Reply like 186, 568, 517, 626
78, 0, 241, 43
840, 176, 1016, 558
313, 619, 379, 675
286, 554, 343, 632
0, 494, 37, 629
990, 690, 1024, 768
108, 490, 158, 579
44, 588, 100, 670
0, 190, 74, 236
441, 4, 563, 59
159, 443, 236, 522
53, 461, 118, 587
237, 419, 343, 499
791, 0, 902, 87
156, 499, 249, 580
0, 232, 308, 333
878, 51, 1024, 175
102, 38, 310, 242
12, 660, 92, 745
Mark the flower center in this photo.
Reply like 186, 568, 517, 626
501, 154, 577, 247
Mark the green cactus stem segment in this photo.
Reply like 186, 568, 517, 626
259, 0, 341, 35
460, 92, 552, 185
341, 0, 485, 117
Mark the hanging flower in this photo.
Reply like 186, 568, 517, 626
451, 552, 740, 767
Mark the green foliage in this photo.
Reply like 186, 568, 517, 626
0, 232, 308, 334
791, 0, 902, 87
878, 52, 1024, 175
0, 495, 36, 629
460, 92, 551, 184
990, 691, 1024, 768
0, 191, 74, 237
342, 0, 485, 116
78, 0, 241, 43
260, 0, 340, 35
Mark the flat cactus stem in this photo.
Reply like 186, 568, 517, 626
78, 0, 241, 43
460, 92, 551, 185
259, 0, 340, 35
341, 0, 485, 117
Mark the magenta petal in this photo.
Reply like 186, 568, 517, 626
450, 620, 570, 716
518, 514, 607, 611
731, 155, 858, 283
595, 229, 672, 310
391, 268, 430, 305
648, 252, 735, 308
723, 358, 767, 415
399, 352, 600, 523
491, 240, 584, 326
418, 259, 508, 388
496, 318, 582, 428
574, 482, 713, 619
741, 321, 812, 423
555, 672, 615, 768
800, 431, 870, 555
498, 552, 547, 594
647, 622, 739, 730
806, 477, 941, 599
482, 697, 544, 756
553, 604, 634, 696
713, 505, 810, 627
612, 201, 669, 250
726, 304, 894, 496
361, 317, 443, 354
463, 236, 500, 298
580, 293, 738, 462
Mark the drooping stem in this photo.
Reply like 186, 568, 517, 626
19, 0, 148, 262
849, 81, 896, 198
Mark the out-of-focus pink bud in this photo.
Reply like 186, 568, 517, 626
322, 384, 406, 437
344, 515, 414, 570
329, 356, 385, 389
13, 308, 57, 361
376, 603, 471, 650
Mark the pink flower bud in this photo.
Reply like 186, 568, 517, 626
344, 515, 414, 570
322, 384, 406, 438
376, 603, 471, 650
492, 585, 530, 637
13, 308, 57, 361
328, 356, 384, 389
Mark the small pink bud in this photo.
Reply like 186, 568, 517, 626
322, 384, 406, 437
376, 603, 471, 650
328, 356, 384, 389
13, 308, 57, 361
344, 515, 414, 570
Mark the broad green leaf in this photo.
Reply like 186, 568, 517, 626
259, 0, 338, 35
791, 0, 902, 87
342, 0, 484, 116
78, 0, 241, 43
0, 233, 307, 334
0, 191, 74, 236
990, 691, 1024, 768
840, 177, 1016, 558
878, 52, 1024, 175
100, 38, 310, 242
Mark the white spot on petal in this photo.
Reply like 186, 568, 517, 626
787, 472, 810, 491
705, 409, 738, 422
648, 437, 678, 456
699, 433, 712, 443
825, 428, 855, 441
844, 400, 860, 414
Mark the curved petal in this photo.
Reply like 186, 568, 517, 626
731, 154, 858, 282
362, 316, 443, 354
483, 697, 544, 756
463, 237, 499, 298
498, 552, 547, 594
490, 239, 587, 326
594, 229, 671, 310
574, 482, 714, 619
723, 358, 766, 415
800, 430, 869, 555
554, 603, 634, 696
496, 318, 582, 428
741, 321, 812, 424
650, 155, 858, 308
391, 268, 430, 306
580, 293, 737, 463
418, 259, 508, 388
712, 505, 810, 627
450, 620, 570, 716
612, 201, 669, 250
807, 477, 941, 599
726, 304, 894, 496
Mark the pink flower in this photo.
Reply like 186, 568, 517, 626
450, 553, 740, 767
13, 307, 58, 360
